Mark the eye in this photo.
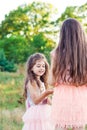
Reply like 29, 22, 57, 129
42, 65, 45, 68
37, 65, 40, 68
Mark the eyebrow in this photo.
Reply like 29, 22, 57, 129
36, 63, 45, 65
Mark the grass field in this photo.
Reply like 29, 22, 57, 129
0, 71, 25, 130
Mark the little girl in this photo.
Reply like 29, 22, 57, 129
22, 53, 54, 130
49, 18, 87, 130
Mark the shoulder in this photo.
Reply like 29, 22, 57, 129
27, 80, 39, 97
27, 80, 37, 90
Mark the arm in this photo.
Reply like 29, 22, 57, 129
27, 81, 53, 105
48, 49, 56, 86
48, 66, 55, 86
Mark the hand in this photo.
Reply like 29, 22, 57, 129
46, 88, 54, 95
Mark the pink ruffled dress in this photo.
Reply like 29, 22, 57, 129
22, 83, 54, 130
51, 84, 87, 128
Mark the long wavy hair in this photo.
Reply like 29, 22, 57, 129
23, 53, 49, 98
52, 18, 87, 86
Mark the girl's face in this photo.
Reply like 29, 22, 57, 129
32, 60, 45, 77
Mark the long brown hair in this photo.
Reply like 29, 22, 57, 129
52, 18, 87, 86
23, 53, 49, 98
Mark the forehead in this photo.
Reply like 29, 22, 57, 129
35, 60, 45, 65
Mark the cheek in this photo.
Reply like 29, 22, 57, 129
32, 67, 36, 72
43, 68, 46, 72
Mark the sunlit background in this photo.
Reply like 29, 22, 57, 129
0, 0, 87, 22
0, 0, 87, 130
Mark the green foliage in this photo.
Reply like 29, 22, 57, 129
0, 2, 58, 40
0, 36, 28, 63
0, 49, 17, 72
56, 3, 87, 30
0, 33, 55, 64
1, 2, 87, 65
0, 1, 57, 64
29, 33, 55, 62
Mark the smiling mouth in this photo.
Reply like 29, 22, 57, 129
39, 71, 44, 73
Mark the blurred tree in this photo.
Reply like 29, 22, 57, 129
0, 1, 58, 64
1, 2, 87, 65
0, 2, 58, 41
0, 49, 17, 72
56, 3, 87, 31
0, 36, 28, 63
29, 33, 55, 62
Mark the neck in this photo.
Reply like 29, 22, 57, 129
37, 76, 40, 80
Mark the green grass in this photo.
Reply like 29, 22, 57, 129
0, 108, 24, 130
0, 71, 25, 130
0, 71, 24, 109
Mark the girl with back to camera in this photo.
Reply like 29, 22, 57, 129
49, 18, 87, 130
22, 53, 54, 130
